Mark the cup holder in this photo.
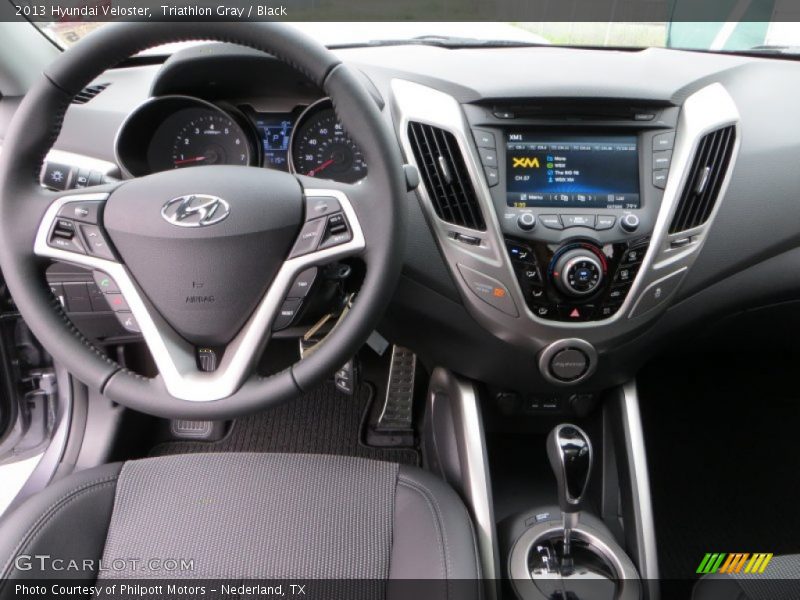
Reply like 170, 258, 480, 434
508, 517, 641, 600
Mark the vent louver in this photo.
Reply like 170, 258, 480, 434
669, 126, 736, 234
408, 122, 486, 231
72, 83, 111, 105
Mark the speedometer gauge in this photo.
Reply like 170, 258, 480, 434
171, 112, 250, 169
290, 101, 367, 183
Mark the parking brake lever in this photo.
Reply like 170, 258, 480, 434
546, 423, 593, 575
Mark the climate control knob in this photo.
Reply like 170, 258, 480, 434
552, 248, 605, 298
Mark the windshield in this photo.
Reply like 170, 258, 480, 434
34, 21, 800, 54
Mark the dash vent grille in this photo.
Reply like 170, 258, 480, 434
72, 83, 111, 105
407, 122, 486, 231
669, 125, 736, 234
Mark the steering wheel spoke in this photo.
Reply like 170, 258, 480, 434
33, 187, 366, 403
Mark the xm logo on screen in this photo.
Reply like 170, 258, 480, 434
696, 553, 773, 575
511, 157, 541, 169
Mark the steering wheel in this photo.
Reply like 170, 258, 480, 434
0, 23, 406, 419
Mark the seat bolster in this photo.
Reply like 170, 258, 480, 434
390, 465, 482, 599
0, 462, 123, 585
692, 574, 751, 600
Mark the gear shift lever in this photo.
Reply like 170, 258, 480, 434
546, 424, 593, 574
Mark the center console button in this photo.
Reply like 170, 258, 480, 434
608, 283, 632, 302
653, 131, 675, 151
629, 268, 687, 319
484, 167, 499, 187
595, 216, 616, 230
472, 129, 496, 149
622, 247, 646, 264
653, 170, 668, 189
478, 148, 497, 168
457, 264, 518, 317
550, 348, 589, 382
539, 215, 563, 230
653, 150, 672, 170
561, 214, 595, 229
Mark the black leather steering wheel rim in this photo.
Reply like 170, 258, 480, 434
0, 23, 406, 419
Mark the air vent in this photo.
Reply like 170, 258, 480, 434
669, 126, 736, 234
72, 83, 111, 105
407, 122, 486, 231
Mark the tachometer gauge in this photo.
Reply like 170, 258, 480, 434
171, 112, 250, 169
290, 101, 367, 183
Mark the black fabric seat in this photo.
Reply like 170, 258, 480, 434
692, 558, 800, 600
0, 453, 481, 599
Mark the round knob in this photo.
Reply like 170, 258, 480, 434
517, 213, 536, 231
553, 248, 604, 298
620, 213, 640, 233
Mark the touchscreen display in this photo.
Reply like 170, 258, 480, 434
506, 133, 640, 209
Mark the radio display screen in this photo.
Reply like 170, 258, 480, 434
505, 133, 640, 209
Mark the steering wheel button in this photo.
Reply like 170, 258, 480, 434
106, 293, 130, 312
63, 283, 91, 312
57, 200, 103, 224
79, 224, 115, 260
289, 218, 327, 258
92, 271, 120, 294
48, 233, 85, 254
288, 268, 318, 299
115, 312, 141, 334
273, 299, 302, 331
305, 196, 341, 219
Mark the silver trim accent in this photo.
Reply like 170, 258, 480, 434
1, 366, 72, 516
426, 368, 499, 599
161, 194, 231, 227
390, 79, 740, 346
287, 96, 333, 176
113, 95, 255, 178
509, 519, 640, 600
538, 338, 598, 386
34, 189, 365, 402
620, 381, 659, 592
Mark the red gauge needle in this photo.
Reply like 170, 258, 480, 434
174, 156, 207, 166
306, 159, 335, 177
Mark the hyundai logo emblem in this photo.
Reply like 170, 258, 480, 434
161, 195, 230, 227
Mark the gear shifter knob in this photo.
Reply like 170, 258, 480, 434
546, 424, 593, 514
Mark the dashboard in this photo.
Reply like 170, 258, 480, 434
7, 41, 800, 401
115, 94, 367, 182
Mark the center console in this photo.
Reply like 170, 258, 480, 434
392, 79, 740, 388
477, 120, 674, 325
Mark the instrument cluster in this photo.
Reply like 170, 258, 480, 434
115, 95, 367, 183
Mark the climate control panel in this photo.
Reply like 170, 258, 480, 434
506, 236, 649, 322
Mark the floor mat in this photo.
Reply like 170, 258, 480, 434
150, 382, 419, 466
639, 352, 800, 583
